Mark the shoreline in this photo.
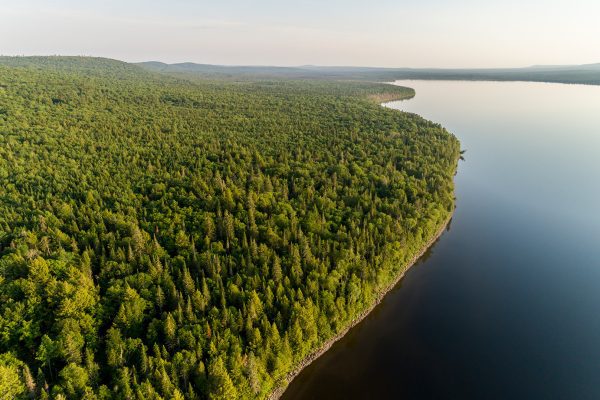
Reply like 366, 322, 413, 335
267, 91, 457, 400
268, 211, 454, 400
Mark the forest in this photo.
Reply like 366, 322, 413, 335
138, 60, 600, 85
0, 56, 460, 399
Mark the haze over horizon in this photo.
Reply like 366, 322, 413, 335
2, 0, 600, 69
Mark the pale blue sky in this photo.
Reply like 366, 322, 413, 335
1, 0, 599, 67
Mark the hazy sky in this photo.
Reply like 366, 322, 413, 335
1, 0, 599, 67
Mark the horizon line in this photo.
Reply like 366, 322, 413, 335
2, 54, 600, 71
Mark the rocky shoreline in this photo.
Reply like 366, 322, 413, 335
267, 212, 453, 400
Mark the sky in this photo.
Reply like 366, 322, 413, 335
1, 0, 599, 68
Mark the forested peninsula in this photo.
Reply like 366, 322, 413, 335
0, 57, 460, 399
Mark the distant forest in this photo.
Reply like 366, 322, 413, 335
137, 60, 600, 85
0, 56, 460, 399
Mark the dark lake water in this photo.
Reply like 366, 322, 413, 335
282, 80, 600, 400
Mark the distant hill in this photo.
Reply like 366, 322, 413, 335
0, 56, 148, 79
2, 56, 598, 85
137, 61, 600, 85
137, 61, 333, 79
527, 63, 600, 71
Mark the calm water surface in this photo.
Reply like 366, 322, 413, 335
282, 81, 600, 399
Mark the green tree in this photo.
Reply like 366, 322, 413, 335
0, 353, 26, 400
208, 357, 237, 400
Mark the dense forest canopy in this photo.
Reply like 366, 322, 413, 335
0, 56, 459, 399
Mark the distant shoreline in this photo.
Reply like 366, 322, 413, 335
365, 90, 415, 103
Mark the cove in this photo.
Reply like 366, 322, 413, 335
282, 80, 600, 400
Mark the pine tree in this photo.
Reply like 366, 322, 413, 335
246, 352, 261, 395
208, 357, 237, 400
164, 313, 177, 348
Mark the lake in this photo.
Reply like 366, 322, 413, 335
282, 80, 600, 399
